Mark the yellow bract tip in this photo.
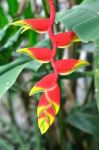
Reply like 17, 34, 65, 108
74, 38, 81, 42
21, 25, 32, 33
16, 48, 32, 55
10, 20, 32, 33
38, 118, 49, 134
16, 48, 28, 53
77, 60, 90, 67
29, 87, 44, 96
73, 60, 90, 72
59, 60, 90, 76
16, 48, 34, 59
10, 20, 25, 26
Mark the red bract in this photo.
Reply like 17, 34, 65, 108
54, 31, 76, 48
55, 59, 89, 75
37, 84, 60, 134
17, 47, 52, 63
29, 73, 60, 134
29, 73, 57, 96
11, 18, 50, 33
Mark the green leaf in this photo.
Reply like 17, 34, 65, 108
0, 57, 31, 75
94, 43, 99, 111
67, 110, 99, 138
0, 6, 8, 28
7, 0, 18, 16
28, 30, 38, 46
0, 139, 13, 150
26, 61, 41, 71
23, 1, 33, 18
0, 25, 10, 41
0, 28, 22, 53
56, 0, 99, 42
0, 57, 40, 98
76, 0, 83, 4
35, 38, 51, 48
3, 29, 22, 49
0, 29, 22, 65
0, 58, 30, 98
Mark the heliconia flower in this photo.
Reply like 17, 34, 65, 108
37, 84, 60, 134
29, 73, 57, 96
55, 59, 89, 75
17, 47, 52, 63
10, 18, 50, 33
54, 31, 79, 48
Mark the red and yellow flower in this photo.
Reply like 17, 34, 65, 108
17, 47, 52, 63
11, 18, 50, 33
28, 58, 89, 134
11, 0, 89, 134
54, 59, 89, 75
54, 31, 77, 48
29, 73, 60, 134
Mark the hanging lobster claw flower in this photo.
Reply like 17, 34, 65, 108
54, 31, 79, 48
37, 84, 60, 134
55, 59, 89, 75
29, 73, 57, 96
11, 18, 50, 33
17, 47, 52, 63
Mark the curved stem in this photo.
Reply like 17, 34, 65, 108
48, 0, 58, 80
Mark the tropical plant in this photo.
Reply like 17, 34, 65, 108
0, 0, 99, 149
